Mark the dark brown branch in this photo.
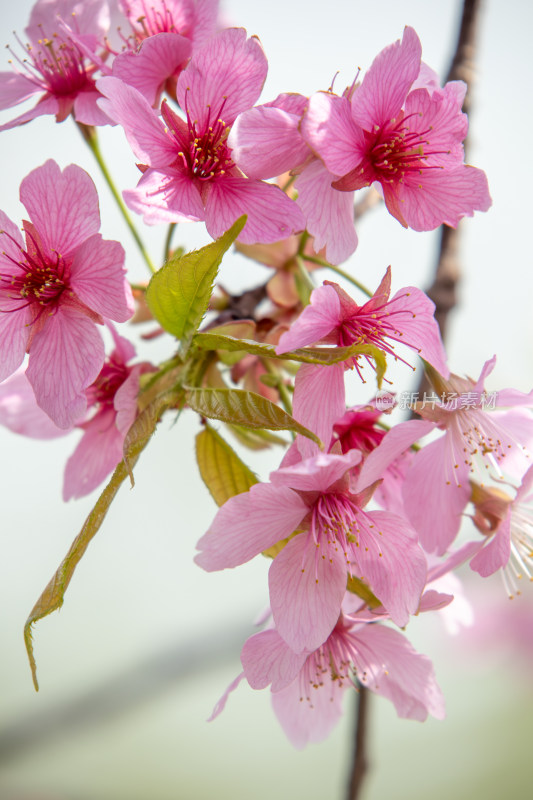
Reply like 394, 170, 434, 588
419, 0, 483, 371
346, 686, 371, 800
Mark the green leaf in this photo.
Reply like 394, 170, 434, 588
193, 331, 386, 370
185, 386, 322, 447
24, 389, 179, 691
145, 216, 247, 355
196, 424, 258, 506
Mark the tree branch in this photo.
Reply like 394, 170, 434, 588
346, 686, 370, 800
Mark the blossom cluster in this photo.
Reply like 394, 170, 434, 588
2, 0, 529, 755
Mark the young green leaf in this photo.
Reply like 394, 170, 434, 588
193, 331, 387, 374
23, 389, 179, 691
145, 216, 246, 355
185, 386, 322, 447
196, 424, 258, 506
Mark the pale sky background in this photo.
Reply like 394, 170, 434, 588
0, 1, 532, 798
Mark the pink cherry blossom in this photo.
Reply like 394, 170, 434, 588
0, 159, 134, 429
97, 28, 305, 243
358, 357, 533, 555
109, 1, 220, 106
275, 267, 448, 448
229, 92, 358, 264
301, 26, 491, 231
240, 614, 445, 748
470, 466, 533, 598
196, 446, 426, 652
63, 325, 151, 500
0, 0, 113, 130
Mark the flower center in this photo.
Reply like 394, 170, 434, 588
86, 358, 130, 409
0, 227, 68, 314
7, 27, 90, 97
368, 113, 445, 183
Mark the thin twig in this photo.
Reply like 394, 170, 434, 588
346, 687, 370, 800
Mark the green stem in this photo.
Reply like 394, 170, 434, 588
77, 123, 156, 275
282, 174, 296, 193
163, 222, 177, 262
262, 360, 293, 416
295, 255, 316, 293
306, 257, 373, 298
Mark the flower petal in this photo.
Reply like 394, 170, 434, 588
269, 533, 347, 652
69, 234, 133, 321
195, 482, 308, 571
241, 629, 307, 691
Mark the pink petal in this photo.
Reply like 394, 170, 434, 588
63, 408, 124, 500
97, 77, 177, 166
229, 105, 309, 179
27, 0, 109, 39
271, 669, 345, 748
241, 629, 307, 691
292, 364, 346, 459
495, 388, 533, 408
73, 89, 114, 126
123, 167, 205, 225
69, 235, 133, 321
354, 510, 426, 628
0, 95, 60, 132
204, 176, 305, 244
207, 671, 246, 722
271, 449, 361, 493
0, 72, 41, 110
351, 26, 422, 129
396, 165, 492, 231
0, 308, 31, 383
20, 161, 101, 258
404, 87, 467, 164
385, 286, 449, 376
114, 365, 141, 437
190, 0, 220, 49
0, 369, 68, 439
356, 419, 435, 491
353, 624, 445, 721
26, 307, 104, 429
269, 533, 347, 652
469, 513, 511, 577
294, 160, 358, 265
112, 33, 192, 106
177, 28, 267, 127
301, 91, 363, 176
276, 284, 341, 353
402, 435, 471, 554
195, 482, 308, 571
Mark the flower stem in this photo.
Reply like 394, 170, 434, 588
262, 360, 293, 416
76, 122, 157, 275
304, 257, 373, 298
164, 222, 177, 262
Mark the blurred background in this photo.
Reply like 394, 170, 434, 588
1, 0, 532, 797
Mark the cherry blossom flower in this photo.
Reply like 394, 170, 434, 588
0, 0, 113, 130
240, 613, 445, 748
469, 467, 533, 598
0, 327, 150, 500
301, 26, 491, 231
0, 159, 134, 428
274, 267, 448, 450
196, 445, 426, 653
109, 1, 220, 107
97, 28, 305, 242
63, 325, 151, 500
357, 357, 533, 555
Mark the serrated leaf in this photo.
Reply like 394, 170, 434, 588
193, 332, 386, 370
145, 216, 246, 355
346, 575, 382, 608
24, 389, 179, 691
196, 424, 258, 506
185, 386, 322, 447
